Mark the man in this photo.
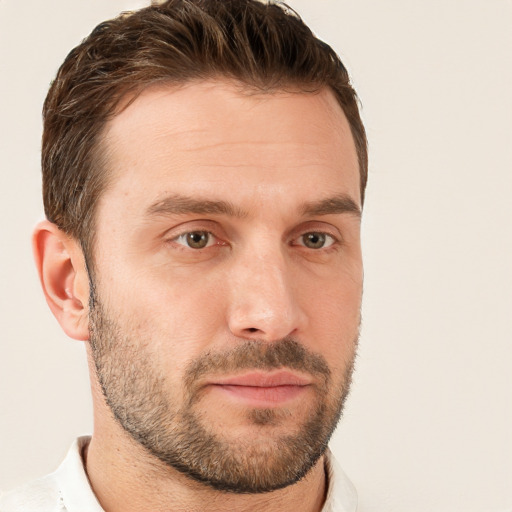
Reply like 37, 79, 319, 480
1, 0, 367, 510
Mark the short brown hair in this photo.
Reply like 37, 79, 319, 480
42, 0, 368, 258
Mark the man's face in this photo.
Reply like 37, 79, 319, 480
88, 80, 363, 493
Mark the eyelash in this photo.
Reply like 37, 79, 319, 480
294, 232, 337, 249
172, 231, 223, 250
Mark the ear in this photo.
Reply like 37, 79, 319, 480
33, 220, 90, 341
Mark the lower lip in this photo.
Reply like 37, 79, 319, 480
210, 384, 309, 405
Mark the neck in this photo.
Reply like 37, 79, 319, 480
84, 429, 327, 512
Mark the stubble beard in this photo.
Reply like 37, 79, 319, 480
88, 289, 358, 494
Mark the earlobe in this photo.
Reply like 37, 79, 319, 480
33, 220, 90, 341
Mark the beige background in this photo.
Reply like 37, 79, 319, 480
1, 1, 511, 510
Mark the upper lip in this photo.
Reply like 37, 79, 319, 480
208, 371, 312, 388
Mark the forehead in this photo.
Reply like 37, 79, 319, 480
98, 79, 360, 217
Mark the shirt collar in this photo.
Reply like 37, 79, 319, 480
322, 448, 358, 512
53, 436, 103, 512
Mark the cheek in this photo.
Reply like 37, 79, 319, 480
301, 259, 362, 317
102, 263, 228, 357
301, 268, 362, 356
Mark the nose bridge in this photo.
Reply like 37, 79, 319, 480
227, 239, 305, 341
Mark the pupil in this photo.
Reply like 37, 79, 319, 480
305, 232, 325, 248
187, 231, 208, 248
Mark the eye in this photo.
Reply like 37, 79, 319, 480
298, 232, 335, 249
174, 231, 215, 249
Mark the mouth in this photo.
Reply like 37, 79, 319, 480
206, 370, 313, 406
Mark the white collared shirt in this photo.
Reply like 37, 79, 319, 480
0, 437, 357, 512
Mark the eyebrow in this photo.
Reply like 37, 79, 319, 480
145, 193, 361, 219
146, 194, 248, 218
300, 194, 361, 218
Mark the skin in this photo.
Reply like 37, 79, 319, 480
34, 80, 363, 512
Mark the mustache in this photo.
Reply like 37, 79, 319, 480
183, 338, 331, 391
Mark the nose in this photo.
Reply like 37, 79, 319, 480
227, 246, 307, 342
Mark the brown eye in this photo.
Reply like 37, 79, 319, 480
186, 231, 210, 249
300, 232, 334, 249
174, 231, 212, 249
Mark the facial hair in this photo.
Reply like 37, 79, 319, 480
88, 289, 358, 494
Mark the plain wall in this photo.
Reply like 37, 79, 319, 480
0, 1, 511, 510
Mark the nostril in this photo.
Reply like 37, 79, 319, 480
246, 328, 259, 333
